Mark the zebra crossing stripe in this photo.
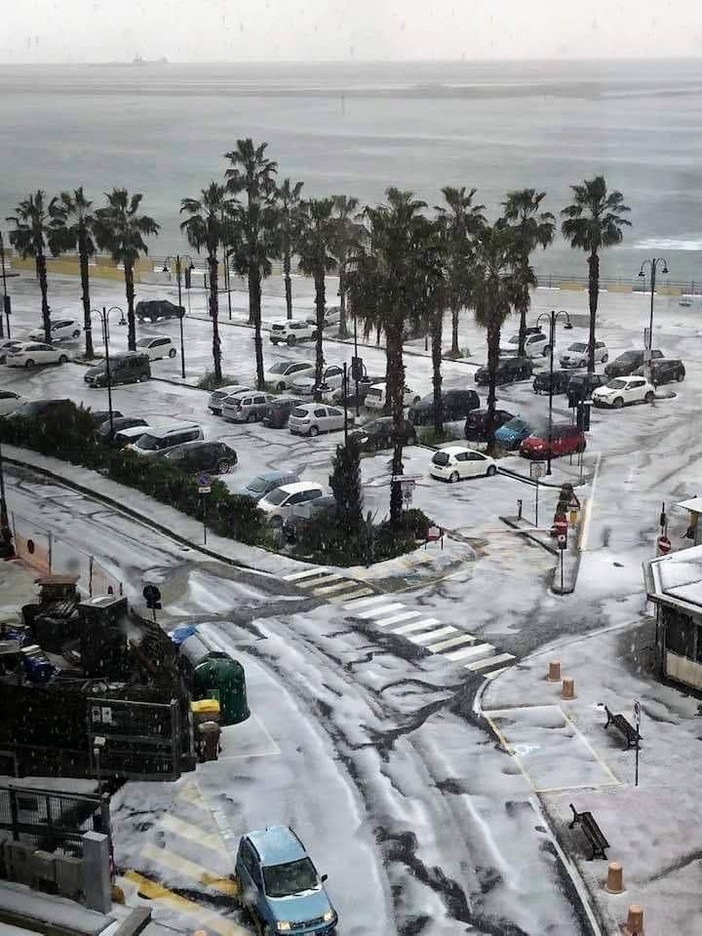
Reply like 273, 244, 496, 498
313, 580, 363, 596
356, 602, 405, 620
333, 587, 374, 602
464, 652, 515, 672
425, 633, 476, 652
391, 617, 441, 636
410, 625, 457, 644
376, 610, 421, 627
284, 567, 329, 581
445, 643, 495, 663
296, 573, 341, 588
344, 594, 390, 611
485, 666, 511, 680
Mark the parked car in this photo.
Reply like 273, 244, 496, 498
408, 389, 480, 425
306, 306, 341, 330
258, 481, 327, 527
0, 339, 28, 363
566, 372, 607, 408
113, 424, 154, 448
28, 319, 81, 342
494, 416, 533, 450
519, 424, 586, 460
234, 826, 338, 935
282, 495, 337, 544
262, 396, 306, 429
500, 330, 550, 358
429, 446, 497, 482
207, 384, 250, 415
263, 360, 315, 392
234, 470, 299, 501
321, 374, 383, 406
128, 422, 203, 456
604, 349, 663, 378
349, 417, 417, 452
85, 409, 124, 426
288, 403, 352, 436
292, 364, 345, 398
135, 335, 177, 360
364, 383, 421, 411
6, 343, 70, 368
0, 390, 25, 417
269, 319, 317, 346
85, 352, 151, 387
592, 376, 655, 408
136, 299, 184, 322
474, 357, 533, 386
633, 358, 686, 386
559, 340, 608, 368
97, 415, 150, 443
8, 399, 72, 421
533, 369, 571, 394
221, 390, 275, 423
463, 408, 514, 442
163, 440, 237, 474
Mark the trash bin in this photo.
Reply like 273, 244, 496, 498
192, 652, 250, 726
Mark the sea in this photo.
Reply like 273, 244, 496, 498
1, 58, 701, 283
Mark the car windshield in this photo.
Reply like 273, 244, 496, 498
618, 353, 636, 363
504, 418, 526, 430
366, 388, 382, 398
506, 335, 519, 345
264, 488, 289, 506
568, 343, 587, 351
245, 477, 269, 494
268, 363, 289, 374
432, 452, 450, 466
135, 338, 150, 347
263, 858, 318, 898
607, 379, 628, 390
135, 434, 160, 451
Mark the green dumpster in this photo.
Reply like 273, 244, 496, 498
192, 651, 250, 726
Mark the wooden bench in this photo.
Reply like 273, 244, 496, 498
569, 803, 610, 860
603, 704, 641, 750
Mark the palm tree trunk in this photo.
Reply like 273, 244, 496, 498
451, 305, 459, 357
208, 253, 222, 383
485, 320, 501, 454
338, 261, 349, 339
587, 250, 599, 374
124, 262, 136, 351
36, 251, 51, 343
250, 264, 265, 390
313, 269, 326, 401
431, 308, 443, 434
283, 248, 293, 320
78, 236, 94, 358
517, 305, 527, 358
386, 318, 405, 527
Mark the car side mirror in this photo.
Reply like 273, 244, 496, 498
321, 873, 328, 883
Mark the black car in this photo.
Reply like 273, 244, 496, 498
566, 373, 607, 408
135, 299, 185, 323
533, 370, 570, 394
633, 358, 685, 386
97, 415, 150, 443
86, 409, 124, 426
474, 357, 533, 386
464, 408, 514, 442
408, 389, 480, 425
604, 349, 663, 378
8, 399, 73, 420
349, 417, 417, 452
163, 440, 238, 474
262, 396, 306, 429
281, 494, 337, 544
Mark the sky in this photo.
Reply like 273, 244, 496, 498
1, 0, 702, 63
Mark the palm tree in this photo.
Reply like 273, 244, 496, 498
346, 189, 432, 526
48, 187, 99, 358
181, 183, 232, 384
95, 189, 160, 351
501, 189, 555, 357
331, 195, 363, 339
6, 190, 57, 342
424, 220, 450, 434
435, 186, 486, 357
225, 139, 279, 390
296, 198, 338, 399
472, 223, 519, 451
561, 176, 631, 372
276, 178, 304, 320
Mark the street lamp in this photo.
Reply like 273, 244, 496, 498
638, 257, 669, 383
91, 306, 124, 439
536, 309, 571, 476
162, 255, 193, 379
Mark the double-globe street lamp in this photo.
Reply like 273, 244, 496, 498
91, 306, 125, 439
638, 257, 669, 384
162, 255, 194, 380
536, 309, 571, 476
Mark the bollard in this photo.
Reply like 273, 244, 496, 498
517, 498, 523, 520
605, 861, 624, 894
561, 677, 575, 699
547, 661, 561, 682
623, 904, 644, 935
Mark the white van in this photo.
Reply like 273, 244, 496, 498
128, 422, 203, 457
364, 383, 421, 411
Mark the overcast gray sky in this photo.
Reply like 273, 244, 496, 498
2, 0, 701, 63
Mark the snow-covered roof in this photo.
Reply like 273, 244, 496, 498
644, 545, 702, 614
675, 496, 702, 514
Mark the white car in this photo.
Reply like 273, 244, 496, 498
135, 335, 177, 361
0, 389, 25, 417
0, 340, 31, 364
257, 481, 327, 527
28, 319, 81, 342
364, 383, 421, 411
500, 331, 550, 358
592, 376, 655, 408
269, 320, 317, 346
6, 343, 70, 368
292, 364, 345, 398
305, 306, 341, 330
263, 360, 315, 392
288, 402, 353, 436
560, 341, 608, 368
429, 446, 497, 483
208, 384, 251, 415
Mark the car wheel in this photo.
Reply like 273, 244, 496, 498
276, 381, 286, 392
448, 471, 460, 483
677, 371, 685, 382
413, 395, 421, 404
24, 359, 35, 368
644, 391, 655, 404
246, 412, 257, 423
542, 345, 551, 356
72, 329, 80, 338
216, 460, 232, 474
613, 396, 624, 409
287, 335, 297, 346
486, 464, 497, 477
601, 353, 608, 363
308, 425, 319, 437
168, 347, 177, 358
269, 515, 283, 529
59, 354, 68, 364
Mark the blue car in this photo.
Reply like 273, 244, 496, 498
494, 416, 533, 450
235, 826, 338, 934
234, 469, 299, 502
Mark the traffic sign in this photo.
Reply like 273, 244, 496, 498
657, 534, 672, 555
553, 517, 568, 537
197, 471, 211, 495
427, 526, 443, 542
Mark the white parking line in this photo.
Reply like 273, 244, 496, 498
426, 633, 476, 652
333, 587, 374, 602
356, 602, 405, 619
296, 573, 341, 588
284, 567, 329, 581
376, 610, 422, 627
445, 642, 495, 663
409, 625, 457, 644
579, 451, 601, 552
464, 651, 515, 672
344, 594, 392, 611
392, 617, 441, 636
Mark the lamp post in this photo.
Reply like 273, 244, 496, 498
92, 306, 123, 439
536, 309, 571, 475
163, 255, 193, 379
638, 257, 669, 383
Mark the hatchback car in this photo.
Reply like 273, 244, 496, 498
282, 495, 338, 544
136, 299, 184, 322
519, 424, 586, 460
408, 389, 480, 425
430, 446, 497, 482
97, 415, 150, 443
463, 408, 514, 442
500, 330, 550, 358
163, 440, 237, 474
559, 340, 608, 368
0, 339, 27, 364
364, 383, 421, 411
28, 319, 81, 342
262, 396, 306, 429
6, 343, 69, 368
263, 360, 315, 392
234, 469, 300, 501
474, 357, 533, 386
349, 417, 417, 452
135, 335, 177, 360
128, 423, 203, 456
0, 389, 25, 417
234, 826, 337, 935
604, 349, 663, 378
207, 384, 250, 415
494, 416, 534, 450
258, 482, 327, 527
288, 403, 351, 436
566, 372, 607, 408
592, 376, 655, 408
292, 364, 345, 398
532, 370, 570, 394
221, 391, 275, 423
633, 358, 685, 386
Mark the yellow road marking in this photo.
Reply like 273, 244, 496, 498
159, 814, 229, 855
142, 842, 236, 896
122, 871, 246, 936
176, 780, 206, 808
483, 712, 535, 790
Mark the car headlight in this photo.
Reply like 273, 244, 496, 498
276, 922, 291, 932
323, 909, 337, 923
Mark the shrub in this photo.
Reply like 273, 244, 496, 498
196, 372, 241, 391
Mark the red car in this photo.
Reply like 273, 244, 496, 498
519, 423, 585, 460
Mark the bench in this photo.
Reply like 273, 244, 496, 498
569, 804, 610, 860
603, 704, 641, 750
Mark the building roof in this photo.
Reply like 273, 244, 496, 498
644, 545, 702, 615
675, 496, 702, 515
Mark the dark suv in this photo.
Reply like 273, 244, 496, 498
533, 370, 570, 394
633, 358, 685, 386
262, 396, 306, 429
408, 389, 480, 425
604, 349, 663, 378
566, 372, 607, 408
163, 440, 237, 474
135, 299, 184, 322
474, 357, 533, 386
464, 408, 514, 442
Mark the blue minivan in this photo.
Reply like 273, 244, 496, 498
494, 416, 533, 450
235, 826, 338, 934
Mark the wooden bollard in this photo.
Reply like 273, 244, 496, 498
605, 861, 623, 894
561, 677, 575, 699
548, 661, 561, 682
623, 904, 644, 935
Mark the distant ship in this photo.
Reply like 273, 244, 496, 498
132, 55, 169, 65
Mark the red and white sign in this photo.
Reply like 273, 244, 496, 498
553, 517, 568, 537
657, 534, 672, 555
427, 526, 443, 542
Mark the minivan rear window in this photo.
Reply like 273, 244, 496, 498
135, 434, 159, 451
432, 452, 450, 466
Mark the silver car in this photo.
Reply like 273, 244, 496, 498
221, 390, 275, 423
288, 403, 353, 437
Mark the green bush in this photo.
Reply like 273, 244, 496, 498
196, 372, 241, 391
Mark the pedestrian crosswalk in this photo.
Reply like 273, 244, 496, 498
282, 565, 515, 679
